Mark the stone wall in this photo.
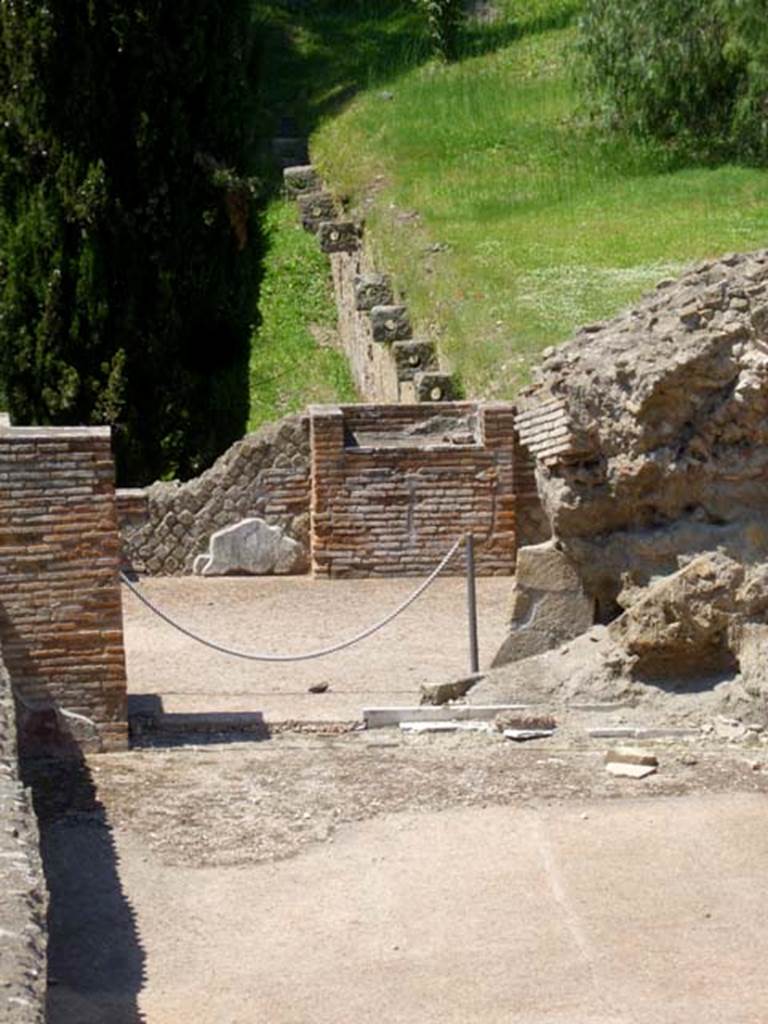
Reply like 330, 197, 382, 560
0, 426, 128, 753
0, 653, 47, 1024
310, 402, 521, 576
284, 165, 456, 406
119, 414, 312, 575
330, 250, 401, 403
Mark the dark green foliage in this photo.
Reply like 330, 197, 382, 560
579, 0, 768, 163
0, 2, 260, 483
419, 0, 464, 62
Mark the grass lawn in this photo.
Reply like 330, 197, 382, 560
248, 199, 356, 431
308, 0, 768, 398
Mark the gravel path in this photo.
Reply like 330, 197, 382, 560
121, 575, 512, 721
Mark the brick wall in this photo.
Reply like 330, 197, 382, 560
310, 402, 521, 576
0, 426, 128, 753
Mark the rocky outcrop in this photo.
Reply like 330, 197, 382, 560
474, 551, 768, 727
0, 655, 47, 1024
514, 250, 768, 618
610, 551, 754, 680
492, 252, 768, 716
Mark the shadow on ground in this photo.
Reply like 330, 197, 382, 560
254, 0, 578, 144
21, 754, 146, 1024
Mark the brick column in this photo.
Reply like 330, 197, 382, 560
0, 426, 128, 754
310, 406, 345, 576
480, 402, 517, 557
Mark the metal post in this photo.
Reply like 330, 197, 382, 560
465, 533, 479, 674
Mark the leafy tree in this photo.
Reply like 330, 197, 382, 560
0, 1, 261, 484
579, 0, 768, 163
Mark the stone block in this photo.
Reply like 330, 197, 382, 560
604, 747, 658, 778
414, 372, 457, 402
392, 340, 437, 381
492, 539, 594, 667
283, 164, 320, 196
516, 540, 583, 592
734, 622, 768, 699
196, 517, 305, 576
272, 136, 309, 168
297, 190, 338, 233
354, 273, 393, 311
318, 221, 360, 254
370, 304, 412, 343
419, 672, 485, 705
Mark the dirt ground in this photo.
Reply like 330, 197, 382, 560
36, 577, 768, 1023
121, 575, 512, 722
32, 733, 768, 1024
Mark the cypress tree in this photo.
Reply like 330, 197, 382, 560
0, 1, 260, 483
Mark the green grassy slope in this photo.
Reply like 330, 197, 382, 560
248, 199, 356, 432
311, 0, 768, 398
246, 0, 434, 427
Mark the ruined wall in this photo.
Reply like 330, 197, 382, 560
0, 426, 128, 753
330, 250, 401, 403
310, 402, 520, 576
494, 249, 768, 670
0, 653, 47, 1024
119, 414, 312, 575
283, 164, 455, 406
516, 250, 768, 612
119, 403, 544, 579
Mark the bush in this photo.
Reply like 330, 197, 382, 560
579, 0, 768, 163
0, 2, 261, 484
419, 0, 464, 62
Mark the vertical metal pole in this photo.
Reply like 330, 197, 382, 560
465, 533, 480, 674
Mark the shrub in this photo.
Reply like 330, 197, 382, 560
0, 1, 261, 484
579, 0, 768, 163
419, 0, 464, 62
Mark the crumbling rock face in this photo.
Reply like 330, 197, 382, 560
493, 252, 768, 707
610, 551, 764, 680
516, 250, 768, 615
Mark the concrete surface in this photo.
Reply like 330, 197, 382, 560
121, 575, 511, 721
46, 790, 768, 1024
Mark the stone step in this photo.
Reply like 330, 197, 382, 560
283, 164, 320, 197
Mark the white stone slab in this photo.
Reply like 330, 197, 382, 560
196, 517, 302, 576
399, 721, 493, 735
605, 762, 658, 779
503, 728, 556, 742
363, 705, 532, 729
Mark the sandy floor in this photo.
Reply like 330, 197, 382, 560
43, 575, 768, 1024
121, 575, 512, 721
38, 756, 768, 1024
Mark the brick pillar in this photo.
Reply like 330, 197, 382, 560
0, 426, 128, 754
309, 406, 345, 577
480, 402, 517, 557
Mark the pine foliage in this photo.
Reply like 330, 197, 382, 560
0, 1, 260, 483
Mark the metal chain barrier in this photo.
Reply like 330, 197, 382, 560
120, 535, 465, 663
